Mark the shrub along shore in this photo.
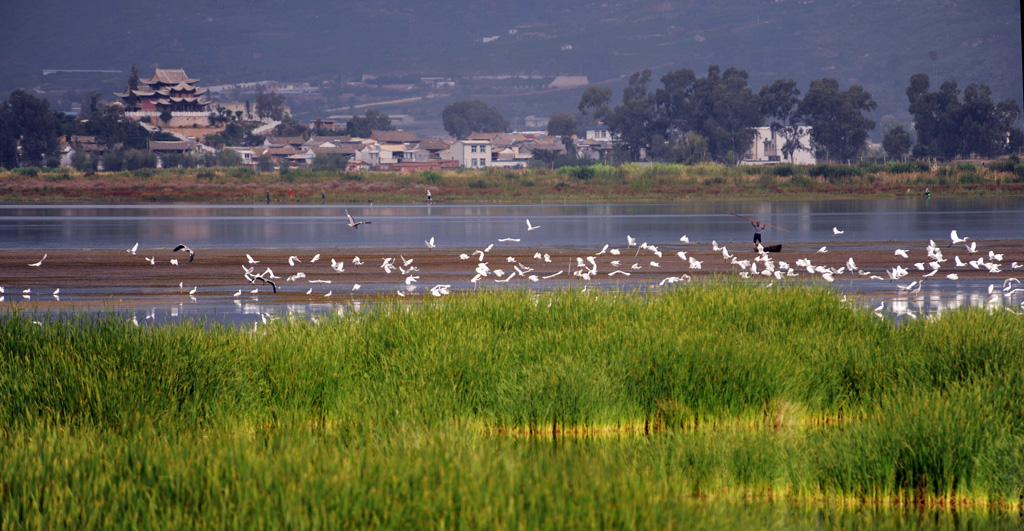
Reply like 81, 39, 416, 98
1, 159, 1022, 204
2, 285, 1022, 527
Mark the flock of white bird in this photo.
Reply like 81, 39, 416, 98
3, 220, 1022, 324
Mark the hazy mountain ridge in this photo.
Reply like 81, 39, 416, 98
1, 0, 1020, 129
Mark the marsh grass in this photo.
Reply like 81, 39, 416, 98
2, 285, 1023, 526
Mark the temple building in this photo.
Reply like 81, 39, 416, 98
115, 68, 211, 113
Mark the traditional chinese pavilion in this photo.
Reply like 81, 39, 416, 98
115, 68, 211, 113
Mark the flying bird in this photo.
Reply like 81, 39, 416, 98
425, 236, 436, 249
526, 219, 540, 232
832, 227, 844, 236
345, 209, 371, 228
246, 253, 259, 264
127, 242, 138, 255
172, 244, 195, 262
28, 254, 47, 267
894, 249, 909, 259
949, 230, 969, 246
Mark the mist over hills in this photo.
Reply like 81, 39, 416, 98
2, 0, 1020, 137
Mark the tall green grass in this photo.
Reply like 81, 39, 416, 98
2, 285, 1022, 526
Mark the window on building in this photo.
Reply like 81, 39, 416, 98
471, 158, 477, 167
471, 145, 477, 153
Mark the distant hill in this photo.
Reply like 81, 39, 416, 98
2, 0, 1020, 136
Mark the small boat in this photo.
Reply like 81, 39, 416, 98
762, 244, 782, 253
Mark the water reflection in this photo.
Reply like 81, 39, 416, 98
1, 197, 1021, 250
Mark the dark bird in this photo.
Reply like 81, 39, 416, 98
345, 210, 371, 228
173, 244, 195, 263
246, 272, 277, 293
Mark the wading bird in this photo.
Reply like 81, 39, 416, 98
173, 244, 195, 262
345, 210, 371, 228
28, 254, 47, 267
526, 219, 540, 232
950, 230, 969, 246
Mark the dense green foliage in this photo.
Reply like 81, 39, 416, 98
442, 100, 509, 139
2, 286, 1022, 526
907, 73, 1024, 160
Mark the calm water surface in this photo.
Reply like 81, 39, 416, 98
1, 196, 1021, 250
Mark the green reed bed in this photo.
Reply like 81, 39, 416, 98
2, 285, 1023, 527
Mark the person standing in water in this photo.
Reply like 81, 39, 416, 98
752, 220, 764, 246
427, 189, 432, 204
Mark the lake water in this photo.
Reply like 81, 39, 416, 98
1, 197, 1022, 325
1, 196, 1021, 250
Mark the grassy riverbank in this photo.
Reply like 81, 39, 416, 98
2, 160, 1022, 203
2, 285, 1022, 527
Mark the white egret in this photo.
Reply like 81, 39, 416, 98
833, 227, 844, 236
246, 254, 259, 264
425, 237, 436, 249
949, 230, 969, 246
627, 235, 636, 247
817, 246, 828, 253
894, 249, 909, 259
288, 255, 301, 266
145, 256, 155, 265
679, 235, 689, 244
28, 254, 47, 267
127, 242, 138, 255
946, 273, 959, 280
170, 259, 179, 266
311, 253, 320, 263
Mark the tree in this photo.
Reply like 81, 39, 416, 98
689, 66, 761, 162
255, 86, 287, 121
796, 78, 877, 162
77, 91, 103, 121
906, 73, 1022, 159
606, 69, 658, 161
652, 65, 760, 163
215, 148, 243, 167
758, 78, 805, 163
7, 89, 61, 166
0, 100, 18, 169
441, 100, 509, 139
85, 104, 151, 149
547, 112, 577, 158
882, 126, 911, 161
346, 109, 393, 138
122, 64, 141, 111
577, 86, 612, 123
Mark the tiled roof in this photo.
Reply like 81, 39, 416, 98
143, 69, 199, 86
371, 130, 420, 143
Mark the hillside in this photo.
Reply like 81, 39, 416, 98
1, 0, 1020, 134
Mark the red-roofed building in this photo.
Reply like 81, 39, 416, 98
115, 68, 211, 113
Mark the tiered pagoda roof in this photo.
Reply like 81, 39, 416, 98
116, 68, 211, 113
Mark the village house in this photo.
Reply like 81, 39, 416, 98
447, 139, 492, 168
741, 126, 816, 165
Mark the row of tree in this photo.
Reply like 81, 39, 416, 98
568, 67, 1020, 164
0, 89, 159, 169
